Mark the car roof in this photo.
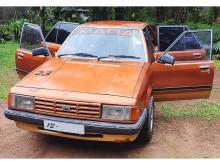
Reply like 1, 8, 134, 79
80, 20, 147, 29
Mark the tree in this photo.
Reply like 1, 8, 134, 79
39, 7, 45, 34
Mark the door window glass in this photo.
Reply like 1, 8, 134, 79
164, 30, 212, 60
20, 23, 47, 51
158, 26, 188, 51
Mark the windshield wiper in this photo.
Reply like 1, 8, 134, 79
58, 53, 98, 58
98, 55, 140, 60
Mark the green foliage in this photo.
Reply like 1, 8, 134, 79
213, 41, 220, 54
186, 22, 220, 54
214, 60, 220, 68
159, 19, 176, 25
0, 41, 19, 99
0, 24, 11, 41
158, 101, 220, 120
44, 20, 55, 34
0, 18, 27, 42
47, 7, 88, 23
9, 18, 27, 40
187, 22, 220, 43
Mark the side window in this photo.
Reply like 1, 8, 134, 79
166, 30, 212, 60
170, 32, 201, 51
45, 23, 59, 43
56, 23, 78, 44
158, 26, 188, 51
20, 23, 47, 51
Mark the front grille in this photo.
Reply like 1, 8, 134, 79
34, 97, 101, 119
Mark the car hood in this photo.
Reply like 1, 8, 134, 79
16, 58, 144, 97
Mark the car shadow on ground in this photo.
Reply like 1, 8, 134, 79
38, 132, 147, 152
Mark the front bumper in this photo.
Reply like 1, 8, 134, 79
4, 108, 147, 142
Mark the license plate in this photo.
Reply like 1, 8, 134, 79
43, 120, 85, 135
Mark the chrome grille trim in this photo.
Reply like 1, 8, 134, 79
34, 97, 101, 119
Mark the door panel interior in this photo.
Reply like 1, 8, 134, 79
154, 49, 206, 61
16, 48, 51, 77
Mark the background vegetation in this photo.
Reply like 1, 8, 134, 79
0, 7, 219, 56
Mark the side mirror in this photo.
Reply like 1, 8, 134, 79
157, 53, 175, 65
32, 47, 50, 56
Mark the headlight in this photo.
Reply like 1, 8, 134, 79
102, 105, 131, 121
11, 94, 34, 111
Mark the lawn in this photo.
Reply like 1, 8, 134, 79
214, 59, 220, 68
0, 41, 19, 99
158, 101, 220, 120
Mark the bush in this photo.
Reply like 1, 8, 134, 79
0, 18, 27, 42
0, 24, 11, 42
213, 41, 220, 54
186, 22, 220, 43
186, 22, 220, 55
9, 18, 27, 40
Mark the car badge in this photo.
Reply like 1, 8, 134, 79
62, 106, 71, 111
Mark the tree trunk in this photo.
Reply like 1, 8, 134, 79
39, 7, 45, 34
174, 7, 187, 24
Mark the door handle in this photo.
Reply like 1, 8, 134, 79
192, 53, 203, 59
17, 53, 24, 59
200, 65, 210, 71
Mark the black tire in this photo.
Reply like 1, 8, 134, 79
134, 96, 154, 144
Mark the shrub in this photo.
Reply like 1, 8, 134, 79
9, 18, 27, 40
186, 22, 220, 43
0, 24, 11, 42
213, 41, 220, 54
0, 18, 27, 42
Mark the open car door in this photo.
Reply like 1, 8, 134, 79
16, 22, 78, 78
16, 23, 52, 78
152, 28, 214, 101
45, 22, 79, 56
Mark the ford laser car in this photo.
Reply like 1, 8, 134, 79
5, 21, 214, 143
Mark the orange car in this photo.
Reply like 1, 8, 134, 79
5, 21, 214, 143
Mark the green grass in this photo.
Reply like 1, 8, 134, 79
214, 59, 220, 68
158, 101, 220, 120
0, 41, 19, 99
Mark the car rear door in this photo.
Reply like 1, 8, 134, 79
45, 22, 79, 56
152, 28, 214, 101
16, 23, 51, 78
156, 25, 206, 61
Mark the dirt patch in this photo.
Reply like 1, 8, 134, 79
0, 70, 220, 158
1, 100, 220, 158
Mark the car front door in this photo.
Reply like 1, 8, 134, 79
152, 29, 214, 101
16, 23, 52, 78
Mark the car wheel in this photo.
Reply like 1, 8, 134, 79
134, 96, 154, 144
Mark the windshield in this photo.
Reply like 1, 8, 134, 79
57, 27, 146, 61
